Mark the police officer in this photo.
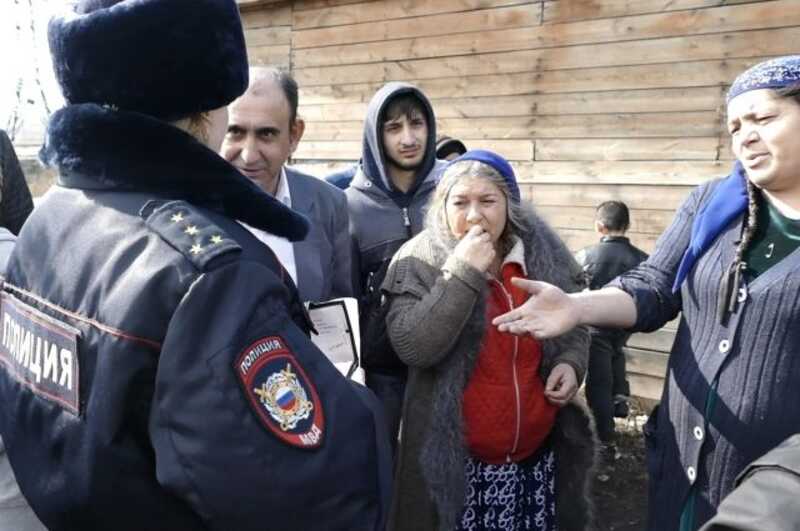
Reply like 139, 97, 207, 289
0, 1, 391, 530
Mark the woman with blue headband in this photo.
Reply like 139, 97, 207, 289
494, 55, 800, 530
380, 150, 596, 531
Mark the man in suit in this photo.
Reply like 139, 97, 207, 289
221, 67, 352, 302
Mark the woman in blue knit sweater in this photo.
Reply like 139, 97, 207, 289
493, 55, 800, 531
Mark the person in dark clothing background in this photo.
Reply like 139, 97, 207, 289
325, 161, 359, 190
0, 130, 34, 235
575, 201, 648, 451
434, 135, 467, 161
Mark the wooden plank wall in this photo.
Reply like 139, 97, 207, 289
238, 0, 800, 400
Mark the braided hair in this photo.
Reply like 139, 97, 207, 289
718, 179, 759, 323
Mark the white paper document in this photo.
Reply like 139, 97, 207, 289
306, 297, 363, 383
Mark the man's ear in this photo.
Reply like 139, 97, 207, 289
594, 220, 608, 235
289, 118, 305, 155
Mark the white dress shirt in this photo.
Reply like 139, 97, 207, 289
240, 167, 297, 285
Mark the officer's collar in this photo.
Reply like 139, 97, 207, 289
40, 103, 309, 242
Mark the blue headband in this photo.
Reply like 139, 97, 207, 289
727, 55, 800, 103
448, 149, 520, 203
672, 162, 748, 293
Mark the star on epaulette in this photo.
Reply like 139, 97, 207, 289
144, 200, 241, 270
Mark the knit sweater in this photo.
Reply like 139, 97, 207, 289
382, 204, 596, 531
610, 179, 800, 530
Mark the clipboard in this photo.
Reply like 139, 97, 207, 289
306, 297, 363, 382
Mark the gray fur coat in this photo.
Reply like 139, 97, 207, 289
383, 204, 597, 531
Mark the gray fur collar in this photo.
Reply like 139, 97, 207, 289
416, 204, 596, 531
424, 202, 587, 375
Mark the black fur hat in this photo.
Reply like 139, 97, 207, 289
48, 0, 249, 121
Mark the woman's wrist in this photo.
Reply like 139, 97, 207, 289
442, 254, 485, 292
570, 291, 591, 327
571, 288, 636, 329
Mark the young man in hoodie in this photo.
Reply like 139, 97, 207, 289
346, 83, 447, 453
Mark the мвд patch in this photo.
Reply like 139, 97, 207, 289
0, 292, 80, 415
234, 336, 324, 449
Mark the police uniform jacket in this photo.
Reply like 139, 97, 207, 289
0, 104, 392, 531
609, 179, 800, 530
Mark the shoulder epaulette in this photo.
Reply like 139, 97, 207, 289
142, 200, 241, 270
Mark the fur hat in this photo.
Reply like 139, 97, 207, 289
48, 0, 249, 121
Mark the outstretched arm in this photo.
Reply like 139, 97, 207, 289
492, 279, 636, 339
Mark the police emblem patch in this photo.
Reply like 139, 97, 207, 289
234, 336, 324, 448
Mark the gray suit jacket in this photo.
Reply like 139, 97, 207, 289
286, 167, 353, 302
700, 434, 800, 531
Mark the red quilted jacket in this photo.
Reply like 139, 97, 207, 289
462, 261, 558, 464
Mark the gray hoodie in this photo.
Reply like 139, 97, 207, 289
345, 82, 447, 372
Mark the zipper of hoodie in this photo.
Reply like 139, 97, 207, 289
493, 279, 521, 463
401, 207, 412, 238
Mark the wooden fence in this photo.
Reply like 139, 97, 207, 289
14, 0, 776, 400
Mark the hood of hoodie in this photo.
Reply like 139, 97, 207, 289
360, 82, 438, 196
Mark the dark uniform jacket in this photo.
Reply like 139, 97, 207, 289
0, 104, 391, 531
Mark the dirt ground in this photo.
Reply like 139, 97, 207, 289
592, 400, 650, 531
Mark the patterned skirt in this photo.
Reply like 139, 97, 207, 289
456, 448, 558, 531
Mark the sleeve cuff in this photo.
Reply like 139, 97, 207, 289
560, 358, 586, 385
442, 255, 486, 293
